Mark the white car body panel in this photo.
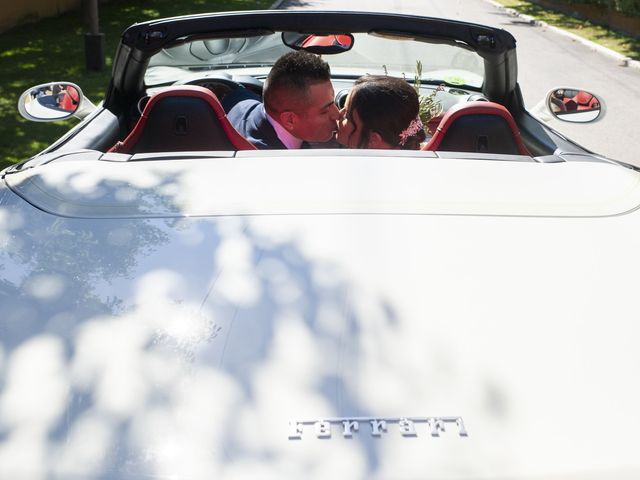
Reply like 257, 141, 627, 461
1, 153, 640, 479
5, 153, 640, 218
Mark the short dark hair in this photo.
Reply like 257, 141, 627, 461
350, 75, 426, 149
263, 51, 332, 113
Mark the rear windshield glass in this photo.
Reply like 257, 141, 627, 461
145, 32, 485, 89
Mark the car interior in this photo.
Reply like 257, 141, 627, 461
31, 11, 599, 164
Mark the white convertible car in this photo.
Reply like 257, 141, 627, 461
1, 9, 638, 480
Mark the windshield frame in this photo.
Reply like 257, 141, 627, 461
108, 10, 517, 113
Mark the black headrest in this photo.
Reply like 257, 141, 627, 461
436, 115, 521, 155
130, 96, 236, 154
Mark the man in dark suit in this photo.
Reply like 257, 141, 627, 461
227, 51, 341, 149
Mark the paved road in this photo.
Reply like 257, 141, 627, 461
279, 0, 640, 165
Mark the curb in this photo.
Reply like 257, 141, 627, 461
485, 0, 640, 70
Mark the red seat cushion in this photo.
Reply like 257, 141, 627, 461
109, 85, 256, 154
422, 101, 529, 156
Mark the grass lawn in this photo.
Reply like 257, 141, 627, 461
494, 0, 640, 60
0, 0, 272, 170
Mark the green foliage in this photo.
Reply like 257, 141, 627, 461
618, 0, 640, 16
413, 61, 443, 132
567, 0, 640, 16
0, 0, 272, 170
497, 0, 639, 59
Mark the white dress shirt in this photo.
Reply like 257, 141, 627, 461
266, 112, 303, 149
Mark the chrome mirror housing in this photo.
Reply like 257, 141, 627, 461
545, 88, 606, 123
18, 82, 96, 122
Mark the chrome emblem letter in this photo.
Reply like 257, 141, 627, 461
288, 416, 468, 439
315, 421, 331, 438
399, 418, 417, 437
430, 418, 446, 437
342, 420, 359, 438
288, 420, 303, 439
370, 419, 387, 436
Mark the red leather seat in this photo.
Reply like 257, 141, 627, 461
572, 91, 598, 110
109, 86, 256, 154
58, 86, 79, 112
422, 101, 529, 156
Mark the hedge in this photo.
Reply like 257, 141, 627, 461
567, 0, 640, 16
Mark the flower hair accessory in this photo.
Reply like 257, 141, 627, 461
399, 117, 424, 146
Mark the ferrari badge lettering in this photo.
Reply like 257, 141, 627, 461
288, 416, 468, 439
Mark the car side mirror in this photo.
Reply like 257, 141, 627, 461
545, 88, 605, 123
18, 82, 95, 122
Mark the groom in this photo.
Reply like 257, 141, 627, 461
226, 51, 340, 149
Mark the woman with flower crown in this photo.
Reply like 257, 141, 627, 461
336, 75, 426, 150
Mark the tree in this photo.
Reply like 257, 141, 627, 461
83, 0, 104, 71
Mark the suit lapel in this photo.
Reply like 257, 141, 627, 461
254, 105, 287, 150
